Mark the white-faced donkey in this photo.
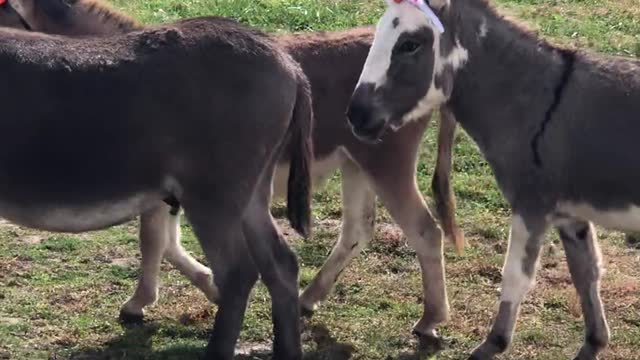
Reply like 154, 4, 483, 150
347, 0, 639, 359
0, 0, 467, 348
0, 2, 315, 359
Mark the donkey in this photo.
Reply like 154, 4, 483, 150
1, 0, 465, 344
0, 11, 315, 359
347, 0, 639, 359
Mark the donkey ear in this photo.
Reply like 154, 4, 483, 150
427, 0, 450, 11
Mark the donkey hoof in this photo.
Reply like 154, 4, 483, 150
118, 310, 144, 326
272, 350, 303, 360
300, 305, 315, 319
573, 355, 599, 360
468, 349, 494, 360
413, 329, 445, 355
468, 344, 496, 360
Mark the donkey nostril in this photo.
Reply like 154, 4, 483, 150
346, 101, 371, 129
347, 83, 375, 129
361, 117, 386, 132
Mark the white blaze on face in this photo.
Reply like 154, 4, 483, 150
357, 1, 470, 130
356, 2, 437, 89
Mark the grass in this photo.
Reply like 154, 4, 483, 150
1, 0, 639, 359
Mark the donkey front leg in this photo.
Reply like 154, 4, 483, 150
556, 218, 609, 360
163, 212, 220, 303
119, 205, 171, 324
470, 214, 549, 360
374, 176, 449, 346
300, 159, 376, 315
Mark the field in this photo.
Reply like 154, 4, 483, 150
1, 0, 639, 359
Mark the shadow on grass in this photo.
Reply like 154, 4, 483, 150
65, 321, 364, 360
66, 320, 207, 360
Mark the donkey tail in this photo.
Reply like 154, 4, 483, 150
286, 76, 314, 239
431, 106, 465, 255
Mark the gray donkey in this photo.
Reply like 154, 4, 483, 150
1, 0, 465, 345
347, 0, 639, 359
0, 7, 314, 359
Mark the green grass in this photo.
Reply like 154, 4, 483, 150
1, 0, 639, 359
109, 0, 383, 32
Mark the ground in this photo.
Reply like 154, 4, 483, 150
0, 0, 639, 359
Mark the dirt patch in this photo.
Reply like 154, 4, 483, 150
48, 291, 91, 314
0, 256, 34, 282
235, 342, 271, 356
110, 257, 138, 268
178, 307, 213, 326
18, 235, 43, 245
375, 223, 404, 245
539, 266, 572, 287
475, 265, 502, 284
0, 219, 18, 229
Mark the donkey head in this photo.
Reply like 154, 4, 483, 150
0, 0, 31, 30
347, 0, 465, 143
2, 0, 139, 36
1, 0, 78, 33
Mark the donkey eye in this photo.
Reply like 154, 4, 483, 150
396, 40, 421, 55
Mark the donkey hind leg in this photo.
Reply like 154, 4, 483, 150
470, 214, 549, 360
119, 205, 171, 324
556, 218, 609, 360
184, 205, 258, 360
163, 211, 220, 303
242, 176, 302, 359
300, 159, 376, 315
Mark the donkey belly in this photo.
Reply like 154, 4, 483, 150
273, 150, 346, 199
558, 202, 640, 232
0, 194, 163, 233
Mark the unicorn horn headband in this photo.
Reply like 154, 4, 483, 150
391, 0, 445, 34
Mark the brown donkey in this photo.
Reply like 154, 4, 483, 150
1, 0, 462, 345
0, 4, 314, 359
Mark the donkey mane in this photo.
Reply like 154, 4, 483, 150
68, 0, 140, 31
465, 0, 576, 55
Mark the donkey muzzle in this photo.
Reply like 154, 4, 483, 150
346, 83, 389, 143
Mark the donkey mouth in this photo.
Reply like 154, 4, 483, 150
350, 119, 392, 144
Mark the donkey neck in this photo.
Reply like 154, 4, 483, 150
34, 0, 141, 36
277, 27, 375, 160
445, 0, 573, 162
